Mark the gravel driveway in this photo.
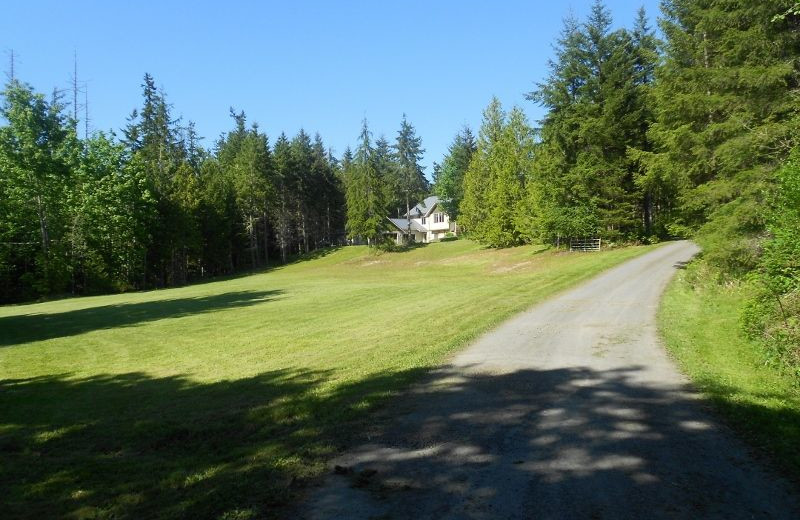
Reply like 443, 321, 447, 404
303, 241, 800, 519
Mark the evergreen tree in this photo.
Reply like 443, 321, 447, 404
340, 146, 353, 173
484, 107, 535, 247
434, 126, 476, 221
374, 136, 399, 216
290, 129, 314, 254
628, 7, 661, 236
71, 133, 155, 292
0, 72, 347, 300
123, 74, 193, 286
528, 2, 656, 242
198, 157, 238, 275
311, 134, 344, 246
345, 120, 387, 245
233, 122, 272, 268
460, 97, 505, 239
271, 133, 294, 262
393, 114, 427, 238
644, 0, 800, 273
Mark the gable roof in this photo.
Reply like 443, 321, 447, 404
388, 218, 427, 234
405, 195, 442, 218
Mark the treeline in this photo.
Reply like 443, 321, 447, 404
0, 71, 433, 302
435, 0, 799, 257
0, 74, 350, 302
343, 116, 428, 245
435, 3, 657, 247
649, 0, 800, 374
432, 0, 800, 371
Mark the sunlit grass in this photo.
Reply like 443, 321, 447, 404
659, 261, 800, 479
1, 240, 656, 519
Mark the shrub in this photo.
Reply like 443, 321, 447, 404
742, 149, 800, 377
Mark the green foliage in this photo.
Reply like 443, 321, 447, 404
459, 100, 537, 248
742, 149, 800, 375
0, 74, 346, 302
647, 0, 800, 272
433, 126, 475, 220
375, 135, 400, 217
459, 97, 505, 241
344, 120, 388, 246
393, 114, 427, 219
460, 3, 655, 249
0, 80, 80, 299
70, 134, 155, 292
527, 2, 657, 243
484, 107, 534, 248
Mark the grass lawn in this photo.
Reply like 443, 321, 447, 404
1, 240, 656, 519
659, 261, 800, 481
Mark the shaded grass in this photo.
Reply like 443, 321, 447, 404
1, 240, 657, 519
659, 261, 800, 480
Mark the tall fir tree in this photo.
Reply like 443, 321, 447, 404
434, 126, 476, 221
393, 114, 427, 238
374, 135, 399, 216
528, 2, 656, 242
484, 107, 535, 247
345, 120, 387, 245
272, 132, 294, 262
460, 97, 505, 240
643, 0, 800, 273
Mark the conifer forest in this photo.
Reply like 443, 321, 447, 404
2, 1, 799, 367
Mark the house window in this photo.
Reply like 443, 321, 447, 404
421, 217, 426, 225
434, 213, 444, 224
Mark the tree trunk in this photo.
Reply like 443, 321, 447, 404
280, 195, 288, 263
326, 204, 331, 245
249, 215, 257, 268
301, 212, 309, 253
35, 195, 50, 257
264, 209, 269, 265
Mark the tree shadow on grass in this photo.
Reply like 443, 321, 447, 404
3, 364, 799, 520
0, 365, 430, 519
0, 290, 283, 347
378, 242, 428, 253
288, 246, 344, 264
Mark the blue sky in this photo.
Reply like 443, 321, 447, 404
2, 0, 661, 176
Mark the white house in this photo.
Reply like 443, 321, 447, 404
387, 195, 457, 244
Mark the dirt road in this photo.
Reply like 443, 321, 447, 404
303, 241, 800, 519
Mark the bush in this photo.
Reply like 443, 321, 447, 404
696, 197, 767, 277
741, 149, 800, 377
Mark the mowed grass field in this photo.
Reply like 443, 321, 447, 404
659, 262, 800, 481
1, 240, 656, 519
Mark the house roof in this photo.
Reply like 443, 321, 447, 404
404, 195, 441, 218
388, 218, 427, 234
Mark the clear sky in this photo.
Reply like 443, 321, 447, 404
2, 0, 661, 176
